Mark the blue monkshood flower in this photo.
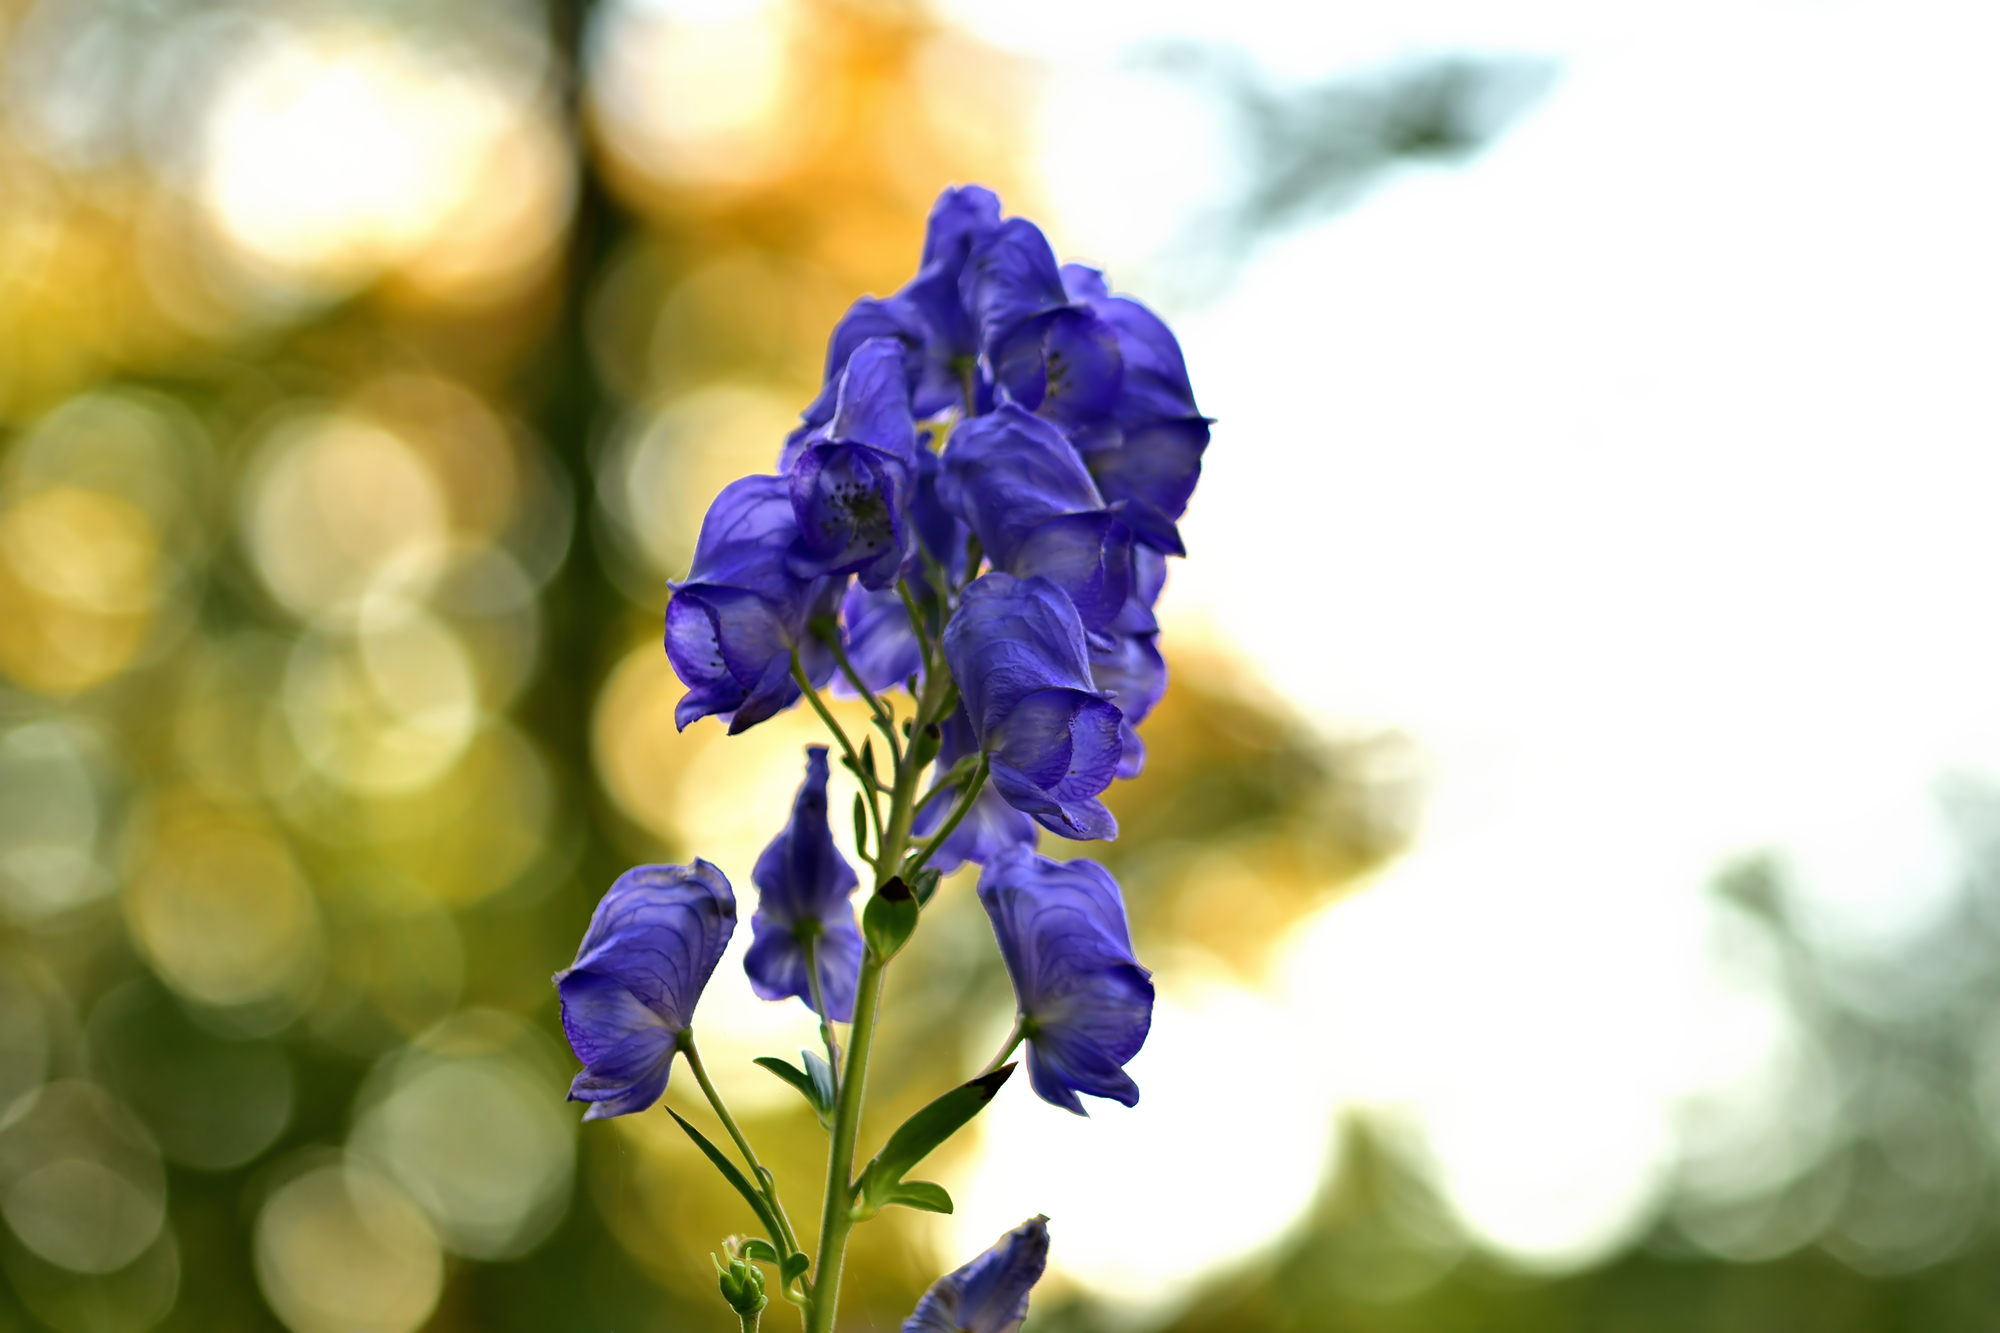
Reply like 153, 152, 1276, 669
979, 847, 1152, 1113
937, 405, 1132, 631
910, 706, 1037, 874
941, 573, 1122, 842
785, 337, 920, 590
666, 475, 843, 733
903, 1215, 1050, 1333
1054, 264, 1210, 556
787, 186, 1003, 453
788, 296, 933, 457
1091, 545, 1168, 779
835, 582, 925, 696
902, 184, 1004, 413
959, 217, 1072, 377
744, 747, 863, 1021
555, 861, 736, 1120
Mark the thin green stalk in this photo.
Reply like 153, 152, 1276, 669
800, 933, 840, 1095
824, 635, 903, 768
896, 579, 935, 672
681, 1034, 802, 1259
793, 651, 886, 851
806, 952, 885, 1333
900, 758, 988, 882
980, 1018, 1027, 1078
804, 663, 955, 1333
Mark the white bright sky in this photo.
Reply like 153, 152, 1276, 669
933, 0, 2000, 1311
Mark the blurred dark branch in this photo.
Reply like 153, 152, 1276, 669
1141, 47, 1556, 301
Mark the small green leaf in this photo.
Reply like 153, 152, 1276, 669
753, 1056, 832, 1124
667, 1108, 784, 1245
851, 793, 869, 859
863, 877, 918, 961
911, 867, 943, 907
801, 1050, 836, 1113
880, 1181, 953, 1215
854, 1065, 1014, 1217
740, 1237, 781, 1265
781, 1251, 811, 1284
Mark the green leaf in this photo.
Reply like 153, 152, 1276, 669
854, 1065, 1014, 1218
801, 1050, 836, 1114
753, 1055, 833, 1125
911, 867, 943, 908
863, 877, 918, 961
852, 793, 869, 859
781, 1251, 811, 1284
740, 1237, 781, 1265
878, 1181, 953, 1215
666, 1108, 784, 1244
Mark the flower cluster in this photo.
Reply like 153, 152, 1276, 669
556, 186, 1207, 1330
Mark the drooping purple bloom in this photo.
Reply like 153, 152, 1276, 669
979, 848, 1152, 1114
744, 747, 863, 1021
902, 185, 1004, 414
910, 706, 1037, 874
788, 296, 932, 458
555, 861, 736, 1121
1091, 545, 1169, 779
959, 218, 1071, 379
666, 475, 842, 734
941, 573, 1122, 842
1053, 264, 1210, 556
937, 405, 1132, 630
835, 583, 925, 697
785, 338, 920, 590
903, 1215, 1050, 1333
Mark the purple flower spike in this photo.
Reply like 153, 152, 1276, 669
555, 862, 737, 1121
666, 475, 842, 734
903, 1215, 1050, 1333
979, 848, 1152, 1115
745, 747, 863, 1021
943, 574, 1123, 842
911, 707, 1037, 874
938, 405, 1132, 631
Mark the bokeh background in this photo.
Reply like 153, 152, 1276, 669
2, 0, 1998, 1330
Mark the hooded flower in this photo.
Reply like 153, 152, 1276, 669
1053, 264, 1210, 556
910, 706, 1037, 874
785, 337, 920, 590
901, 184, 1004, 414
744, 747, 864, 1021
665, 474, 842, 733
978, 848, 1152, 1114
903, 1216, 1050, 1333
937, 405, 1132, 631
555, 861, 736, 1120
1090, 545, 1169, 779
941, 573, 1123, 842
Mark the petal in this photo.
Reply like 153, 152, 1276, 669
1010, 510, 1132, 632
830, 337, 918, 463
788, 443, 911, 588
937, 405, 1102, 569
566, 861, 737, 1032
986, 691, 1123, 841
835, 583, 924, 696
751, 748, 860, 926
903, 1216, 1049, 1333
959, 218, 1069, 360
942, 574, 1101, 741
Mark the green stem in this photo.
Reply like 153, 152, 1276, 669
980, 1018, 1027, 1078
682, 1034, 800, 1259
800, 933, 841, 1096
739, 1312, 761, 1333
793, 651, 886, 851
804, 664, 954, 1333
900, 759, 988, 882
806, 952, 885, 1333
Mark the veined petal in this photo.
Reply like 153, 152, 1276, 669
904, 1216, 1049, 1333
